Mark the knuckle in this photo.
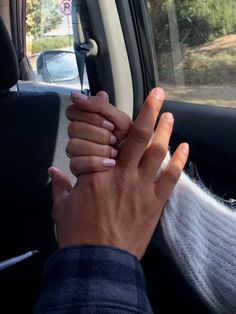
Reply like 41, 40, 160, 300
148, 101, 158, 113
132, 127, 151, 144
165, 169, 179, 185
174, 158, 186, 175
70, 158, 79, 176
150, 144, 167, 161
161, 122, 172, 132
99, 128, 111, 144
104, 129, 111, 144
89, 158, 101, 172
106, 146, 112, 157
65, 105, 73, 119
67, 139, 78, 155
67, 121, 79, 138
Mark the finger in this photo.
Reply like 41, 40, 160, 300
68, 121, 117, 145
96, 90, 109, 102
154, 143, 189, 208
118, 87, 165, 168
70, 156, 116, 176
139, 112, 174, 179
66, 106, 115, 131
71, 91, 132, 140
66, 138, 119, 159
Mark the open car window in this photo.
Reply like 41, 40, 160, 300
147, 0, 236, 108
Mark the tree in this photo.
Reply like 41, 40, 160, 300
147, 0, 236, 84
26, 0, 63, 38
148, 0, 236, 51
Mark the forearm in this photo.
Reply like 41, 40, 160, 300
160, 171, 236, 313
35, 245, 153, 314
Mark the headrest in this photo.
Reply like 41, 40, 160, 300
0, 17, 19, 90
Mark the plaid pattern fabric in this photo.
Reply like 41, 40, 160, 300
35, 245, 153, 313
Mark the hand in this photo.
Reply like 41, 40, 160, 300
49, 88, 189, 259
66, 91, 132, 174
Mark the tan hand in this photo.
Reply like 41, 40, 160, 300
50, 88, 189, 259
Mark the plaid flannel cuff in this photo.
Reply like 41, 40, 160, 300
36, 245, 152, 313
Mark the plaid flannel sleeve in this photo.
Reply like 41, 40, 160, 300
35, 245, 153, 314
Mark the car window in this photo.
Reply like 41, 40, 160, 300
26, 0, 88, 91
147, 0, 236, 108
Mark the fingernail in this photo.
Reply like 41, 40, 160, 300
162, 112, 174, 123
101, 120, 115, 131
152, 87, 165, 100
110, 135, 117, 145
102, 158, 116, 167
71, 91, 88, 101
111, 148, 118, 158
182, 143, 189, 155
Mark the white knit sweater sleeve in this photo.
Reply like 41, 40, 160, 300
159, 163, 236, 313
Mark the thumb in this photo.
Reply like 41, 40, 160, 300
48, 167, 72, 205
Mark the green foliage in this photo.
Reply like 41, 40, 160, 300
27, 35, 73, 54
26, 0, 62, 38
148, 0, 236, 51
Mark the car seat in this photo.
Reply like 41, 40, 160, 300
0, 16, 60, 313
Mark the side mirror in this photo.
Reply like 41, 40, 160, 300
36, 50, 79, 84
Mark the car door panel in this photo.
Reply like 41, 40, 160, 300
161, 100, 236, 200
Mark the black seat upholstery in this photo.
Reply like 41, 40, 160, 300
0, 17, 59, 313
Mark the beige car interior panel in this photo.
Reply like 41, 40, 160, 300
97, 0, 133, 118
52, 94, 76, 184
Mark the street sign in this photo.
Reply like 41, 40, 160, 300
60, 0, 72, 16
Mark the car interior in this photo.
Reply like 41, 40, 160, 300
0, 14, 61, 312
0, 0, 235, 313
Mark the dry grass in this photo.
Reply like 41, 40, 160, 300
198, 34, 236, 55
158, 34, 236, 107
158, 34, 236, 86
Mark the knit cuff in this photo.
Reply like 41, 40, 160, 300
161, 172, 236, 313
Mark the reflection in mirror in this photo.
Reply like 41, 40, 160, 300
36, 50, 80, 84
45, 51, 79, 81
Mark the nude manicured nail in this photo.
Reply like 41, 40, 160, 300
102, 158, 116, 167
162, 112, 174, 123
110, 135, 117, 145
111, 148, 118, 158
101, 120, 115, 131
71, 91, 88, 100
182, 143, 189, 155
